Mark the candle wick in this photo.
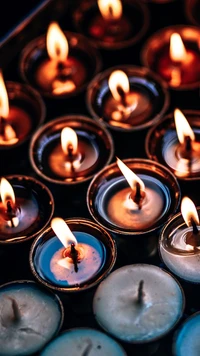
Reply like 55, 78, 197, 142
71, 243, 79, 273
7, 297, 21, 323
137, 280, 144, 305
66, 143, 76, 179
191, 218, 199, 236
81, 341, 93, 356
130, 182, 145, 210
116, 85, 127, 107
6, 200, 16, 227
182, 135, 193, 160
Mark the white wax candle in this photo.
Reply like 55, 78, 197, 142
174, 312, 200, 356
0, 281, 63, 355
41, 328, 127, 356
93, 264, 184, 343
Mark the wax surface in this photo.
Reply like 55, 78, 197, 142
34, 231, 106, 287
93, 264, 183, 342
174, 313, 200, 356
41, 328, 127, 356
0, 283, 62, 355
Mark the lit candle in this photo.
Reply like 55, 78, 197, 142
20, 23, 101, 98
160, 196, 200, 283
146, 109, 200, 179
93, 264, 184, 344
87, 66, 169, 131
0, 176, 54, 244
73, 0, 149, 50
142, 26, 200, 89
30, 115, 113, 184
0, 280, 63, 356
41, 328, 127, 356
30, 218, 116, 292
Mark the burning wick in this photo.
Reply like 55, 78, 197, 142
137, 280, 144, 305
0, 178, 20, 228
181, 197, 200, 247
61, 127, 82, 177
170, 33, 187, 87
109, 70, 129, 107
116, 157, 146, 210
98, 0, 122, 22
174, 109, 195, 162
7, 297, 21, 323
51, 218, 84, 273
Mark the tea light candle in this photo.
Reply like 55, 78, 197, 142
0, 280, 63, 356
87, 66, 169, 132
87, 158, 180, 234
41, 328, 127, 356
0, 72, 45, 148
146, 110, 200, 180
142, 26, 200, 90
173, 312, 200, 356
72, 0, 149, 50
30, 218, 116, 292
160, 197, 200, 283
185, 0, 200, 27
20, 23, 101, 98
93, 264, 184, 343
30, 115, 114, 185
0, 175, 54, 244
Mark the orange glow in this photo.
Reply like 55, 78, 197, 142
116, 157, 145, 192
108, 70, 130, 102
174, 108, 195, 144
61, 127, 78, 156
0, 178, 15, 208
51, 217, 77, 248
181, 197, 199, 227
47, 22, 68, 62
98, 0, 122, 20
0, 71, 9, 119
170, 33, 187, 63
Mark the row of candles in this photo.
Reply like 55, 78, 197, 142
0, 0, 200, 355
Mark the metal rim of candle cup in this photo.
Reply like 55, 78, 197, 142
72, 0, 150, 50
185, 0, 200, 27
86, 65, 170, 133
29, 218, 117, 293
141, 25, 200, 91
93, 264, 185, 344
172, 311, 200, 356
41, 327, 127, 355
87, 158, 181, 236
0, 81, 46, 151
0, 175, 54, 245
145, 110, 200, 181
0, 280, 64, 349
29, 115, 114, 185
19, 31, 102, 99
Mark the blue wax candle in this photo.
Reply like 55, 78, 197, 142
0, 281, 63, 356
41, 328, 127, 356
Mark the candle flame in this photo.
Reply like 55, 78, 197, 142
0, 71, 9, 119
116, 157, 145, 192
174, 108, 195, 144
51, 217, 77, 248
170, 33, 187, 62
108, 70, 130, 102
181, 197, 199, 227
47, 22, 69, 62
61, 127, 78, 156
98, 0, 122, 20
0, 178, 15, 208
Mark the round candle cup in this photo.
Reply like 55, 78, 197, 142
173, 312, 200, 356
185, 0, 200, 27
159, 208, 200, 284
146, 110, 200, 181
0, 81, 45, 150
87, 66, 169, 132
0, 175, 54, 245
141, 26, 200, 90
0, 280, 64, 356
29, 218, 117, 293
72, 0, 149, 50
30, 115, 114, 185
41, 327, 127, 356
93, 264, 185, 344
19, 31, 101, 99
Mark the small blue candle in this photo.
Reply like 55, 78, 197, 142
0, 280, 63, 356
41, 328, 127, 356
